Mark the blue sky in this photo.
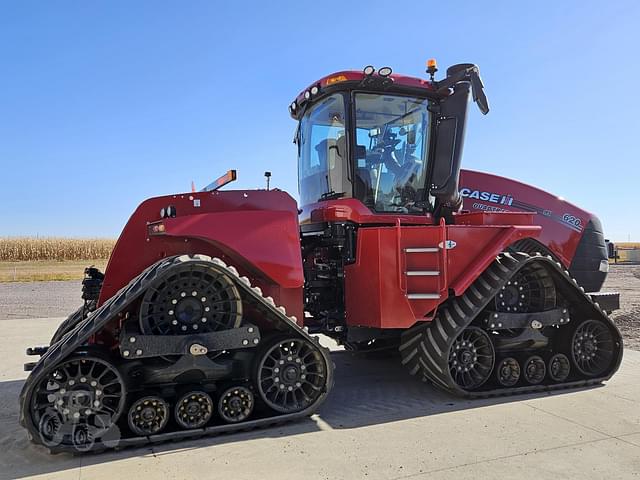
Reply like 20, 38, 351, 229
1, 1, 638, 241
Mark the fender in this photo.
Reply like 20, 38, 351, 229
447, 224, 542, 296
98, 189, 304, 320
161, 209, 304, 289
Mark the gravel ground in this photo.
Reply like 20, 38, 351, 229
0, 265, 637, 348
602, 264, 640, 350
0, 280, 81, 320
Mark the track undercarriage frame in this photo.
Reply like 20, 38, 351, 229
21, 255, 334, 453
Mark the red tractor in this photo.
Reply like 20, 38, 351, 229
20, 62, 623, 452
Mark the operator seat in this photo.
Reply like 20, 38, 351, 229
315, 137, 349, 197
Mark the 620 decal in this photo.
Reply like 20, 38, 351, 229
562, 213, 583, 230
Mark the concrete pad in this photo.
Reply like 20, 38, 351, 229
423, 438, 640, 480
523, 351, 640, 437
620, 433, 640, 448
0, 317, 61, 382
1, 317, 639, 480
140, 402, 610, 480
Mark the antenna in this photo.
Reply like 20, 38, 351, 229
264, 171, 272, 190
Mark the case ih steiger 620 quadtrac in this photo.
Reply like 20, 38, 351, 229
20, 61, 623, 453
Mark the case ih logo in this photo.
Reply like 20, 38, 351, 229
460, 188, 514, 206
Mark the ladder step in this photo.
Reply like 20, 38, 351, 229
405, 270, 440, 276
406, 293, 441, 300
404, 247, 439, 253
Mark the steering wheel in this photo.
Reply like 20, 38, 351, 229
367, 137, 402, 169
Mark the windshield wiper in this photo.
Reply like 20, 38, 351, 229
320, 191, 345, 200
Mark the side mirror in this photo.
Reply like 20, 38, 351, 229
430, 81, 472, 211
469, 72, 489, 115
431, 117, 458, 191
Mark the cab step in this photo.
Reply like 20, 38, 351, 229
405, 271, 440, 276
406, 293, 441, 300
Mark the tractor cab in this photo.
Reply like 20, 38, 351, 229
290, 63, 489, 223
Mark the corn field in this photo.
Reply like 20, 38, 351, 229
0, 237, 115, 261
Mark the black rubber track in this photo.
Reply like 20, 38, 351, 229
399, 252, 623, 398
20, 254, 334, 453
50, 303, 90, 345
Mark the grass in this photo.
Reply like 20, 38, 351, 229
0, 260, 109, 282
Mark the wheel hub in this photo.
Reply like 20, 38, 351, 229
448, 327, 495, 390
459, 349, 474, 365
228, 397, 242, 410
282, 364, 301, 383
140, 407, 156, 422
51, 375, 106, 420
501, 284, 520, 308
497, 279, 526, 312
174, 296, 204, 325
185, 401, 201, 416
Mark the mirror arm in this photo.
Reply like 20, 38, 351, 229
434, 64, 489, 115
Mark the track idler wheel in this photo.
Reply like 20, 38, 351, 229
174, 391, 214, 429
128, 396, 170, 436
30, 353, 126, 450
523, 355, 546, 384
548, 353, 571, 382
139, 263, 242, 335
256, 336, 328, 414
447, 327, 495, 390
571, 320, 615, 377
496, 357, 521, 387
218, 386, 254, 423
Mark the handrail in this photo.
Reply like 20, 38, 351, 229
396, 218, 405, 293
439, 217, 448, 296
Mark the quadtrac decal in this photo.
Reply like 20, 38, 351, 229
460, 187, 584, 233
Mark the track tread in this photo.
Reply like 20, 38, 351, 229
399, 252, 623, 398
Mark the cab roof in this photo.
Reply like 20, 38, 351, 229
290, 69, 435, 120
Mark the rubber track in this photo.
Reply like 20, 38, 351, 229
19, 254, 334, 453
399, 252, 624, 398
49, 305, 85, 345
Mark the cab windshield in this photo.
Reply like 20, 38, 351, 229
354, 93, 431, 213
296, 92, 432, 212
